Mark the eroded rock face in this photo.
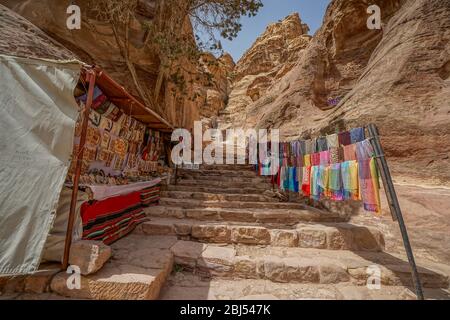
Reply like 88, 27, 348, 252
219, 0, 450, 184
219, 13, 312, 129
0, 0, 231, 130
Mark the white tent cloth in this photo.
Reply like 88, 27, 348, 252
0, 54, 81, 275
87, 178, 161, 201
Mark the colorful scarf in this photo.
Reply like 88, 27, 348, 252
288, 167, 298, 192
311, 152, 321, 166
343, 144, 357, 161
338, 131, 351, 146
329, 147, 340, 164
301, 166, 312, 196
319, 150, 330, 165
317, 165, 330, 198
350, 127, 365, 144
326, 134, 339, 149
341, 160, 359, 200
329, 163, 344, 201
310, 166, 321, 201
303, 154, 311, 167
316, 137, 328, 152
359, 158, 381, 213
305, 139, 313, 154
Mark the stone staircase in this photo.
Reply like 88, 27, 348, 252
137, 162, 450, 295
3, 161, 448, 300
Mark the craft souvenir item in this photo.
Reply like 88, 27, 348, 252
99, 117, 113, 132
113, 156, 125, 171
127, 153, 137, 169
92, 94, 108, 111
95, 100, 112, 115
100, 131, 111, 149
111, 114, 126, 136
128, 142, 138, 154
103, 103, 123, 122
89, 110, 101, 127
97, 148, 110, 162
104, 151, 114, 167
84, 146, 97, 162
113, 138, 128, 158
86, 126, 101, 146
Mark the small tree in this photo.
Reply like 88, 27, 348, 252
89, 0, 263, 116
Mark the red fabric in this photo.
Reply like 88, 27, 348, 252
311, 153, 321, 166
81, 191, 146, 245
81, 191, 141, 224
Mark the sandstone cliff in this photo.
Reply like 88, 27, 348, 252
0, 0, 230, 130
219, 0, 450, 184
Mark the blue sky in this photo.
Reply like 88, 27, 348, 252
206, 0, 331, 62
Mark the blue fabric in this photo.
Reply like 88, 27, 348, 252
350, 127, 365, 144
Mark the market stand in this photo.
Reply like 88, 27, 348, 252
62, 66, 174, 269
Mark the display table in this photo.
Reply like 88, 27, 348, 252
87, 178, 161, 200
79, 178, 161, 245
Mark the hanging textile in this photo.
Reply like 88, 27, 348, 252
343, 144, 357, 161
326, 133, 339, 149
341, 161, 360, 200
329, 163, 344, 201
310, 166, 321, 201
358, 158, 381, 213
316, 137, 328, 152
319, 150, 330, 165
338, 131, 352, 146
311, 152, 321, 166
305, 139, 313, 154
301, 166, 312, 196
329, 147, 340, 164
350, 127, 365, 144
304, 154, 311, 167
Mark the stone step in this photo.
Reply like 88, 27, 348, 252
178, 169, 257, 177
200, 164, 254, 171
160, 272, 450, 300
0, 264, 61, 295
166, 184, 270, 195
159, 198, 304, 210
178, 174, 270, 184
144, 206, 349, 223
135, 218, 385, 252
50, 235, 175, 300
160, 191, 282, 203
176, 178, 272, 189
169, 240, 450, 288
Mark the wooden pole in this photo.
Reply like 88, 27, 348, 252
367, 123, 424, 300
62, 69, 96, 270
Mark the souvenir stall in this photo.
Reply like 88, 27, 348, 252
259, 127, 382, 214
255, 124, 424, 299
63, 67, 174, 267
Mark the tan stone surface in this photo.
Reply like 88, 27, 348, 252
69, 241, 112, 276
230, 226, 271, 245
51, 235, 174, 300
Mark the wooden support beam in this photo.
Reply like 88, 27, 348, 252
367, 123, 424, 300
62, 69, 96, 270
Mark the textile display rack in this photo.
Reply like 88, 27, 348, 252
62, 66, 174, 271
255, 124, 424, 300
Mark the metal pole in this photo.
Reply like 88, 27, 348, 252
367, 123, 424, 300
62, 69, 96, 270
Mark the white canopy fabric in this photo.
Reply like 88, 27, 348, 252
88, 178, 162, 201
0, 54, 81, 275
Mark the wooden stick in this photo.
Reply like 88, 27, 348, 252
367, 123, 424, 300
62, 69, 96, 270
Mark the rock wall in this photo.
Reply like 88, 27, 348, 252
0, 0, 230, 130
219, 0, 450, 184
219, 13, 312, 129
